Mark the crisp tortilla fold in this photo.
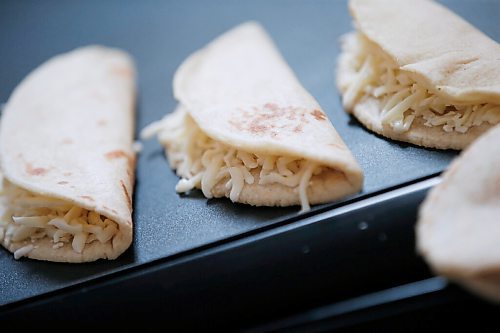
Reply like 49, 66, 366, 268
337, 0, 500, 149
0, 46, 136, 262
144, 22, 363, 209
417, 125, 500, 302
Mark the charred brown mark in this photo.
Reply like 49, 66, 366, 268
106, 150, 129, 160
311, 110, 326, 121
98, 119, 108, 127
25, 163, 48, 176
120, 180, 132, 210
111, 66, 132, 78
64, 172, 72, 177
228, 103, 312, 136
248, 123, 269, 134
57, 181, 69, 185
264, 103, 279, 111
228, 119, 243, 131
106, 150, 136, 172
80, 195, 95, 202
328, 143, 342, 149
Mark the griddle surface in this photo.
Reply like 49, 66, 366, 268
1, 0, 497, 306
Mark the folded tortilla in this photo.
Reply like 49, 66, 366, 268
416, 125, 500, 302
0, 46, 136, 262
337, 0, 500, 150
142, 22, 363, 211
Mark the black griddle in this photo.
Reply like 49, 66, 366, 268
1, 0, 499, 329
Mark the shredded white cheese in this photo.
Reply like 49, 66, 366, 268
14, 244, 34, 260
0, 177, 120, 256
340, 33, 500, 133
141, 106, 319, 211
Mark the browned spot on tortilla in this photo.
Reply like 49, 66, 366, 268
57, 181, 69, 185
111, 66, 132, 77
104, 150, 135, 172
228, 119, 243, 131
231, 103, 312, 137
249, 123, 269, 134
106, 150, 135, 174
106, 150, 129, 160
25, 163, 48, 176
98, 119, 107, 127
64, 172, 72, 177
61, 139, 73, 145
328, 143, 342, 149
287, 112, 297, 121
311, 109, 327, 121
299, 110, 310, 123
264, 103, 279, 111
120, 180, 132, 210
80, 195, 95, 202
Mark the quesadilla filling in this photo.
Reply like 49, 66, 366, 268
142, 107, 323, 212
339, 33, 500, 133
0, 175, 119, 259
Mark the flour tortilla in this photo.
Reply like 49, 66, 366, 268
171, 22, 363, 206
417, 125, 500, 302
348, 96, 491, 150
337, 0, 500, 150
0, 46, 136, 262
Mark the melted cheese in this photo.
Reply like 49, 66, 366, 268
340, 33, 500, 133
0, 176, 120, 257
141, 106, 319, 211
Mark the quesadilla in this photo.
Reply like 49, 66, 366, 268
417, 125, 500, 302
0, 46, 136, 262
337, 0, 500, 150
142, 22, 363, 211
